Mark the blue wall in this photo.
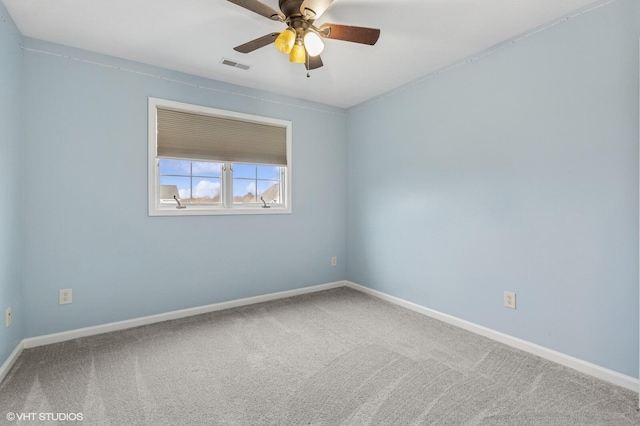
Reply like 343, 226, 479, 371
0, 2, 24, 365
21, 38, 347, 337
347, 0, 639, 377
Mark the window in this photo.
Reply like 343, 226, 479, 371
148, 98, 292, 216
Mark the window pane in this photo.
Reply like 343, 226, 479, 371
160, 176, 190, 202
258, 181, 280, 204
233, 178, 257, 203
233, 164, 256, 179
159, 159, 190, 175
192, 161, 220, 177
190, 178, 221, 204
232, 163, 282, 205
159, 159, 221, 204
257, 165, 280, 180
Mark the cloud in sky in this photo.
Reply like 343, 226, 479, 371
179, 180, 220, 199
245, 182, 256, 194
192, 162, 220, 176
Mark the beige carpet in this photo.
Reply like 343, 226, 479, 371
0, 287, 638, 425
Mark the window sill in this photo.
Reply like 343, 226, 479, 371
149, 205, 291, 217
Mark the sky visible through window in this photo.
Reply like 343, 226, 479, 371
159, 159, 281, 204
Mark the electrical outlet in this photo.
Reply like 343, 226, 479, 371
331, 256, 337, 267
5, 307, 11, 328
59, 288, 73, 305
504, 291, 516, 309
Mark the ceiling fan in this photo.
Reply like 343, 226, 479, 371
227, 0, 380, 71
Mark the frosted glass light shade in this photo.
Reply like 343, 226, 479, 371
290, 43, 306, 63
274, 29, 295, 54
303, 31, 324, 57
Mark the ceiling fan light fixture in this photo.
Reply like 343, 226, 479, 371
290, 40, 306, 63
303, 30, 324, 57
274, 28, 295, 54
229, 0, 382, 72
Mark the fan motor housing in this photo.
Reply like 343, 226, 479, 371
279, 0, 304, 18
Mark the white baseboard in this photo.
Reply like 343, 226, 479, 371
22, 281, 346, 349
0, 341, 24, 384
345, 281, 638, 393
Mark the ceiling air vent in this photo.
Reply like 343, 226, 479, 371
221, 58, 250, 71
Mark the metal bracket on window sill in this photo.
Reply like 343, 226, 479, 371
261, 197, 271, 208
174, 196, 186, 209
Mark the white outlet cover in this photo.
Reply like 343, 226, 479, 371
59, 288, 73, 305
504, 291, 516, 309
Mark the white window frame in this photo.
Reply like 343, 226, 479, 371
148, 97, 292, 216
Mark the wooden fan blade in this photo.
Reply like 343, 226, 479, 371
233, 33, 280, 53
305, 54, 323, 70
319, 23, 380, 45
300, 0, 334, 19
227, 0, 284, 21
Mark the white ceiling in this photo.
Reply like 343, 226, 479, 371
3, 0, 604, 108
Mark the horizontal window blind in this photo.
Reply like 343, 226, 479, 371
156, 107, 287, 166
